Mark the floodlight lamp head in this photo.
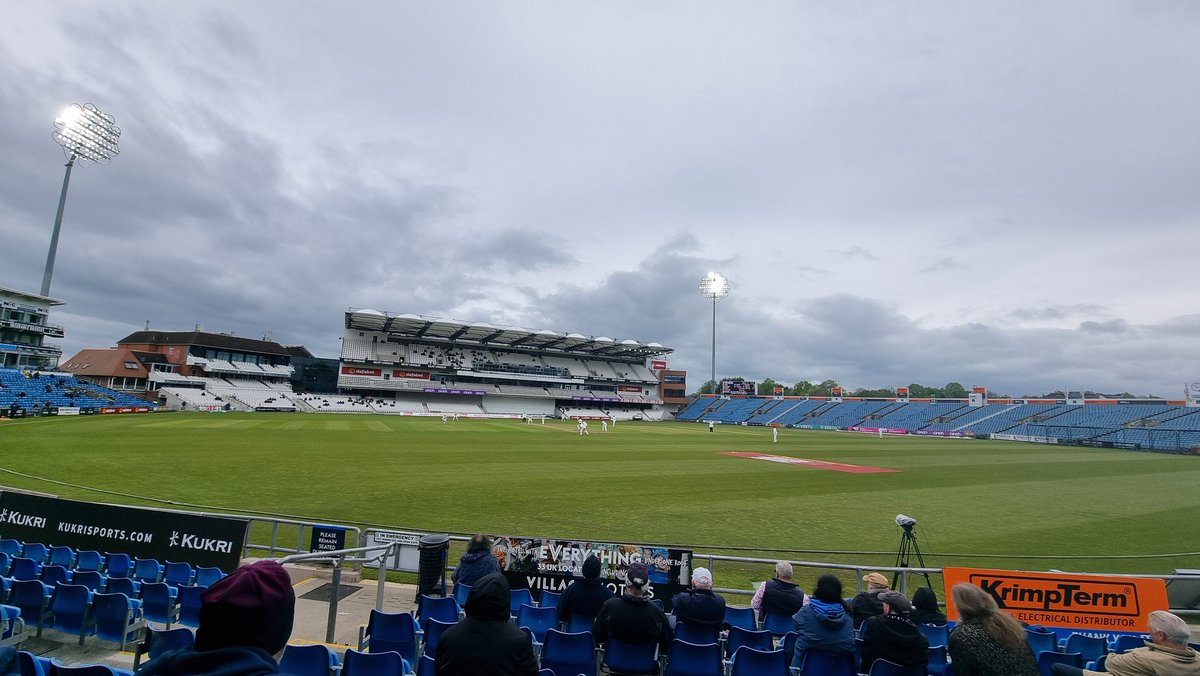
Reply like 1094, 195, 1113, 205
52, 103, 121, 164
895, 514, 917, 530
698, 272, 730, 300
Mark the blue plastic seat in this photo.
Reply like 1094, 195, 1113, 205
51, 583, 95, 644
867, 657, 926, 676
194, 566, 225, 587
565, 613, 596, 634
723, 605, 756, 632
539, 589, 562, 610
796, 650, 857, 676
417, 594, 459, 626
725, 626, 772, 658
2, 603, 27, 644
541, 628, 597, 676
0, 540, 21, 558
729, 646, 788, 676
1037, 651, 1082, 676
56, 663, 133, 676
516, 604, 558, 645
415, 654, 436, 676
16, 650, 52, 676
452, 582, 471, 607
71, 570, 107, 594
10, 558, 43, 582
603, 638, 658, 675
420, 617, 455, 657
279, 643, 340, 676
1025, 627, 1057, 656
105, 553, 132, 579
665, 638, 722, 676
1061, 633, 1108, 663
41, 564, 71, 588
141, 582, 180, 627
178, 585, 205, 628
510, 588, 535, 617
75, 551, 105, 573
927, 644, 950, 676
1111, 634, 1145, 653
47, 546, 76, 569
134, 626, 195, 669
21, 544, 48, 564
133, 558, 164, 584
163, 561, 195, 588
342, 648, 410, 676
10, 580, 53, 637
674, 620, 719, 646
358, 609, 419, 666
92, 592, 145, 651
918, 622, 949, 647
106, 576, 142, 599
761, 611, 795, 636
0, 553, 9, 578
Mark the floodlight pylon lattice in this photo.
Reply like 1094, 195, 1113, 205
42, 103, 121, 295
698, 272, 730, 393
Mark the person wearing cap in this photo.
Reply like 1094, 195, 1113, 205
557, 554, 614, 625
850, 571, 891, 629
593, 561, 673, 658
790, 574, 855, 669
436, 572, 539, 676
751, 561, 809, 625
670, 567, 726, 631
138, 560, 296, 676
860, 589, 929, 674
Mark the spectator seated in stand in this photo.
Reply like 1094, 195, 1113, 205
790, 574, 855, 669
451, 535, 500, 588
947, 582, 1037, 676
670, 567, 725, 634
556, 554, 613, 627
750, 561, 808, 626
909, 587, 947, 626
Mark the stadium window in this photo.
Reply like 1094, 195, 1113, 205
124, 361, 137, 369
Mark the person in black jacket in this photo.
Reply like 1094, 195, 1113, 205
436, 573, 538, 676
909, 586, 948, 626
850, 572, 890, 629
558, 554, 614, 624
670, 567, 725, 630
594, 562, 673, 655
860, 590, 929, 674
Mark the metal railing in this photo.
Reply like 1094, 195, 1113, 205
278, 542, 401, 643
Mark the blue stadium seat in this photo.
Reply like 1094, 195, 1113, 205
10, 580, 53, 637
92, 592, 145, 651
417, 594, 459, 627
509, 588, 535, 618
133, 626, 195, 669
420, 617, 455, 657
665, 638, 722, 676
51, 583, 95, 644
729, 646, 788, 676
358, 609, 418, 666
178, 584, 205, 628
541, 629, 596, 676
47, 546, 76, 569
673, 620, 719, 646
342, 648, 409, 676
602, 638, 658, 675
141, 582, 180, 627
194, 566, 225, 587
796, 650, 856, 676
1037, 651, 1082, 676
75, 551, 104, 573
722, 605, 756, 632
163, 561, 195, 588
725, 626, 772, 658
279, 643, 340, 676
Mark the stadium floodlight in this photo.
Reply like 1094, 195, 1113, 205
698, 272, 731, 393
42, 103, 121, 296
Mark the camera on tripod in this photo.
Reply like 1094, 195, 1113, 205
895, 514, 917, 530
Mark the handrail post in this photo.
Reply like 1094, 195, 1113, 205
326, 559, 342, 644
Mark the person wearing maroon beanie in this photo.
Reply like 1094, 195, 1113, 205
139, 560, 297, 676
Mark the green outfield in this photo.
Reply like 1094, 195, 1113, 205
2, 412, 1198, 591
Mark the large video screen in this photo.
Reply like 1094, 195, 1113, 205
720, 379, 756, 395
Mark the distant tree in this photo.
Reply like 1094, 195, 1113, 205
758, 378, 782, 395
694, 380, 717, 395
853, 387, 895, 397
907, 383, 933, 398
942, 382, 969, 398
814, 379, 840, 396
790, 381, 815, 396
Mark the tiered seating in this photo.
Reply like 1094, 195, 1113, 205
341, 335, 375, 362
0, 368, 152, 412
541, 356, 592, 378
865, 402, 967, 430
800, 400, 891, 428
965, 403, 1066, 435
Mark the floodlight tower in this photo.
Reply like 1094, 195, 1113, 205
42, 103, 121, 296
698, 272, 730, 392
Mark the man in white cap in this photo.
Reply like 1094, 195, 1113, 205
670, 567, 726, 631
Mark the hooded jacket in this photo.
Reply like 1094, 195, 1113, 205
861, 612, 929, 672
593, 590, 673, 653
557, 576, 614, 623
909, 587, 947, 626
137, 647, 282, 676
791, 599, 856, 665
435, 573, 539, 676
451, 549, 501, 586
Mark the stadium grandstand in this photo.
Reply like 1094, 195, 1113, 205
0, 285, 63, 370
678, 382, 1200, 453
333, 309, 682, 420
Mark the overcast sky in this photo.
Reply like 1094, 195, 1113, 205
3, 2, 1198, 397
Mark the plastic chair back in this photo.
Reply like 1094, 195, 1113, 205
797, 650, 857, 676
565, 613, 595, 633
360, 609, 418, 665
48, 546, 76, 568
927, 644, 950, 676
75, 551, 104, 572
421, 618, 455, 657
10, 580, 52, 634
0, 553, 9, 577
135, 626, 195, 668
72, 570, 107, 593
51, 583, 95, 642
516, 604, 557, 644
919, 622, 949, 647
105, 553, 132, 579
342, 648, 409, 676
539, 589, 562, 610
20, 543, 48, 564
725, 625, 772, 658
16, 651, 49, 676
415, 655, 436, 676
141, 582, 179, 625
867, 658, 926, 676
1063, 633, 1108, 662
1111, 634, 1145, 653
541, 628, 597, 676
665, 638, 722, 676
133, 558, 163, 584
674, 620, 719, 646
279, 643, 339, 676
10, 558, 42, 581
417, 594, 459, 626
92, 592, 145, 650
194, 566, 225, 587
164, 562, 195, 588
107, 576, 142, 599
1037, 651, 1082, 676
723, 605, 756, 631
0, 540, 21, 558
178, 585, 206, 627
603, 638, 658, 675
762, 611, 794, 636
729, 646, 788, 676
452, 582, 471, 607
510, 588, 534, 617
41, 565, 71, 588
1025, 628, 1057, 656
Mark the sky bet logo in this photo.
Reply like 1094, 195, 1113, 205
975, 574, 1138, 617
169, 530, 234, 554
0, 508, 48, 529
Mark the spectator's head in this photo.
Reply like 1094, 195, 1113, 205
813, 574, 844, 603
863, 572, 889, 590
582, 555, 602, 580
912, 586, 939, 613
878, 590, 912, 616
775, 561, 793, 580
464, 573, 512, 621
467, 534, 491, 553
625, 562, 649, 593
951, 583, 1026, 649
1148, 610, 1191, 648
691, 567, 713, 590
195, 560, 295, 657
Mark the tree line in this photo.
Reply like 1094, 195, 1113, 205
694, 378, 975, 398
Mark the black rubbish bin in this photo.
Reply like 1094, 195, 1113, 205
418, 533, 450, 597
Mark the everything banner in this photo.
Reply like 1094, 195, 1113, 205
492, 536, 693, 611
0, 491, 248, 570
944, 566, 1169, 633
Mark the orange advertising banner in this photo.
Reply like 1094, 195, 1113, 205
943, 567, 1168, 632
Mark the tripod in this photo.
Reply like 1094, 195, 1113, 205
893, 523, 933, 589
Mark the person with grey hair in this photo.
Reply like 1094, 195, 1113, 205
751, 560, 808, 624
1052, 609, 1200, 675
